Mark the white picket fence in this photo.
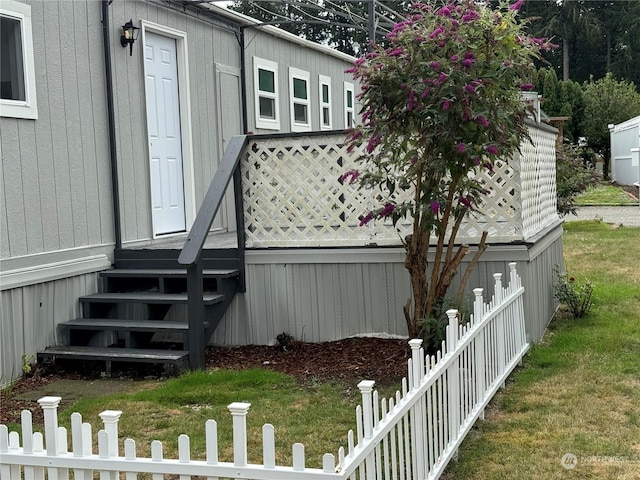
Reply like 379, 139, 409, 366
0, 263, 528, 480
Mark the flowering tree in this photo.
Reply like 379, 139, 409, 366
344, 0, 552, 342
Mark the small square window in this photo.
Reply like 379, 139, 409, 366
0, 0, 38, 119
344, 81, 355, 129
258, 69, 275, 93
253, 57, 279, 130
319, 75, 332, 130
294, 103, 307, 123
259, 97, 276, 120
289, 67, 310, 132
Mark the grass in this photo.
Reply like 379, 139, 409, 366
443, 221, 640, 479
575, 184, 637, 205
31, 368, 371, 468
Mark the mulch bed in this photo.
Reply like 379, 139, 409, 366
1, 337, 411, 426
613, 181, 639, 199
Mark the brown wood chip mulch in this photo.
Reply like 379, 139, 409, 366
1, 337, 411, 426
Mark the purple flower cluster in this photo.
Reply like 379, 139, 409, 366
429, 26, 445, 39
474, 115, 489, 128
367, 134, 382, 153
486, 144, 499, 155
380, 203, 395, 217
359, 212, 374, 226
340, 169, 360, 185
462, 10, 479, 22
459, 196, 472, 208
509, 0, 524, 11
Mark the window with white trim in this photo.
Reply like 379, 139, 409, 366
344, 81, 355, 129
0, 0, 38, 119
319, 75, 332, 130
253, 57, 279, 130
289, 67, 311, 132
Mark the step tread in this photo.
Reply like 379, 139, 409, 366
100, 268, 239, 278
38, 346, 188, 362
79, 292, 224, 305
61, 319, 204, 331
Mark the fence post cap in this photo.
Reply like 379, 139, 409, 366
228, 402, 251, 415
408, 338, 423, 348
37, 396, 62, 407
99, 410, 123, 422
473, 288, 483, 296
357, 380, 375, 392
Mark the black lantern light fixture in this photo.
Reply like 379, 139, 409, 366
120, 19, 140, 56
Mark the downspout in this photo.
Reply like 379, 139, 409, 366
102, 0, 122, 250
235, 26, 248, 291
239, 27, 248, 134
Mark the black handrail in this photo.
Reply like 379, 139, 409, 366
179, 134, 248, 265
178, 134, 248, 369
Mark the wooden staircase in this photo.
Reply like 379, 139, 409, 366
37, 248, 241, 374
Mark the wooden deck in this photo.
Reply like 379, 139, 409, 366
123, 230, 238, 250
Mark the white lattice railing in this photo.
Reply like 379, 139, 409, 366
241, 121, 559, 247
0, 264, 528, 480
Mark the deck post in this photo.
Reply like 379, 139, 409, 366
187, 262, 205, 370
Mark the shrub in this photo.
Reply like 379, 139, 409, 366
556, 143, 601, 216
344, 0, 550, 342
553, 265, 594, 318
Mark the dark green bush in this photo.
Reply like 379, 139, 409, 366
556, 143, 601, 216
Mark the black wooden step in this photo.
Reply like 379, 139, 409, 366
60, 318, 207, 332
79, 292, 224, 305
37, 346, 188, 364
114, 248, 240, 270
100, 268, 239, 279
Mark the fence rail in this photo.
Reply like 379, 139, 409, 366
1, 263, 528, 480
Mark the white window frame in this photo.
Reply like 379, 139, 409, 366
0, 0, 38, 119
319, 74, 332, 130
344, 81, 355, 129
253, 57, 280, 130
289, 67, 311, 132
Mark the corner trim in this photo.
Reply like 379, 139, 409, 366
0, 255, 111, 291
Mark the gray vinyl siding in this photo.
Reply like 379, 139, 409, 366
0, 0, 113, 263
611, 117, 640, 185
245, 31, 357, 134
210, 226, 563, 347
0, 272, 100, 388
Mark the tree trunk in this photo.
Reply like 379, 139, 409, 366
403, 231, 429, 338
562, 37, 570, 81
606, 32, 611, 72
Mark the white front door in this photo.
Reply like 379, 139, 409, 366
144, 31, 186, 235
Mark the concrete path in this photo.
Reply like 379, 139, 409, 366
564, 205, 640, 227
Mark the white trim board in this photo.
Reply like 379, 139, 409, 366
245, 243, 537, 265
0, 254, 111, 291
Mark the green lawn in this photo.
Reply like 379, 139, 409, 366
575, 184, 637, 205
443, 221, 640, 479
39, 369, 364, 468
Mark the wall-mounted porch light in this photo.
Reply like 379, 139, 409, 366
120, 19, 140, 56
